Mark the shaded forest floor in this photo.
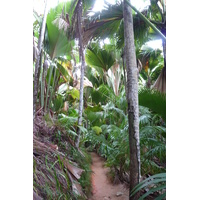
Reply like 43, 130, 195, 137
89, 152, 129, 200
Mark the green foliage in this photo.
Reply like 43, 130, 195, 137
33, 154, 72, 200
91, 84, 115, 104
84, 87, 166, 181
68, 107, 79, 117
69, 88, 80, 100
86, 1, 123, 40
46, 3, 72, 59
92, 126, 102, 135
68, 146, 92, 196
85, 110, 104, 127
33, 0, 166, 198
139, 88, 166, 122
52, 94, 64, 112
57, 113, 78, 137
86, 43, 115, 72
85, 104, 104, 112
138, 45, 164, 86
56, 61, 71, 82
131, 173, 166, 199
84, 65, 102, 88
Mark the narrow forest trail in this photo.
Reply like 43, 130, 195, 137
89, 152, 129, 200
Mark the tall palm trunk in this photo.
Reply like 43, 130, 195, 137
162, 40, 166, 69
33, 0, 48, 117
123, 1, 140, 199
75, 0, 85, 148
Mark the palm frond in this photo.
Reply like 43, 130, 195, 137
84, 65, 102, 88
103, 101, 126, 119
131, 173, 166, 199
91, 84, 115, 105
152, 66, 166, 93
139, 88, 166, 121
83, 2, 123, 45
46, 5, 71, 59
85, 110, 104, 127
85, 43, 115, 71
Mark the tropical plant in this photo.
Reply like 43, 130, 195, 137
123, 1, 141, 199
139, 88, 166, 122
33, 0, 49, 116
138, 44, 164, 88
131, 173, 166, 199
85, 42, 115, 83
33, 1, 166, 199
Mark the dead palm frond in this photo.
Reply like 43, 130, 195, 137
52, 17, 69, 33
152, 66, 166, 93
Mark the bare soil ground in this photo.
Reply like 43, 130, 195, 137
89, 152, 129, 200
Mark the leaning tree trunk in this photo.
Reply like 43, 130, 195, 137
123, 1, 141, 199
33, 0, 48, 117
75, 0, 86, 148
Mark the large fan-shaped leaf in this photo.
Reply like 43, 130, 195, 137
46, 4, 71, 59
83, 2, 123, 44
86, 44, 115, 71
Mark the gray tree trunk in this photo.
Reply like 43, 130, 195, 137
33, 0, 48, 117
122, 50, 127, 100
162, 40, 166, 69
75, 0, 85, 148
123, 1, 141, 199
41, 59, 49, 109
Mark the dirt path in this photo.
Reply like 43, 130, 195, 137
89, 152, 129, 200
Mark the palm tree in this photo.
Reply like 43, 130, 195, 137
75, 0, 86, 148
147, 0, 166, 93
127, 0, 166, 93
66, 0, 96, 148
44, 3, 72, 112
84, 0, 166, 94
33, 0, 49, 117
138, 44, 164, 89
123, 1, 140, 199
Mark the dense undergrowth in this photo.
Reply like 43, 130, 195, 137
33, 1, 166, 198
33, 111, 92, 200
33, 85, 166, 199
83, 86, 166, 198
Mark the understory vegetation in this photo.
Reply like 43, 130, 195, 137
33, 0, 166, 199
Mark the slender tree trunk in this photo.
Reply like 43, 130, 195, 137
122, 50, 128, 103
41, 58, 49, 109
123, 1, 141, 199
75, 0, 85, 148
38, 51, 43, 108
162, 40, 166, 69
33, 0, 48, 117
